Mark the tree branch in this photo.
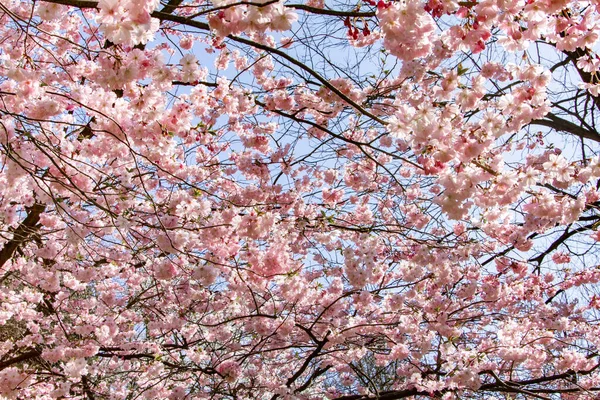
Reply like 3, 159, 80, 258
0, 349, 41, 371
0, 203, 45, 269
531, 112, 600, 143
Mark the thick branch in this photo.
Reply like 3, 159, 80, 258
531, 112, 600, 143
294, 365, 331, 393
41, 0, 97, 6
161, 0, 184, 14
0, 349, 41, 371
284, 331, 329, 388
0, 203, 45, 269
562, 47, 600, 112
288, 4, 375, 17
269, 329, 330, 399
334, 365, 600, 399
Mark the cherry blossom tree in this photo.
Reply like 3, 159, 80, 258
1, 0, 600, 398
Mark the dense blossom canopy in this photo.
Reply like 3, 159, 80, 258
1, 0, 600, 398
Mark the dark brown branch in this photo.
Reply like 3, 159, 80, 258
270, 329, 330, 399
531, 112, 600, 143
288, 4, 375, 17
0, 349, 41, 371
41, 0, 97, 6
0, 203, 45, 269
42, 0, 377, 17
161, 0, 184, 14
562, 47, 600, 112
285, 330, 329, 387
81, 375, 96, 400
294, 365, 331, 393
529, 221, 598, 268
334, 388, 433, 400
334, 364, 600, 399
